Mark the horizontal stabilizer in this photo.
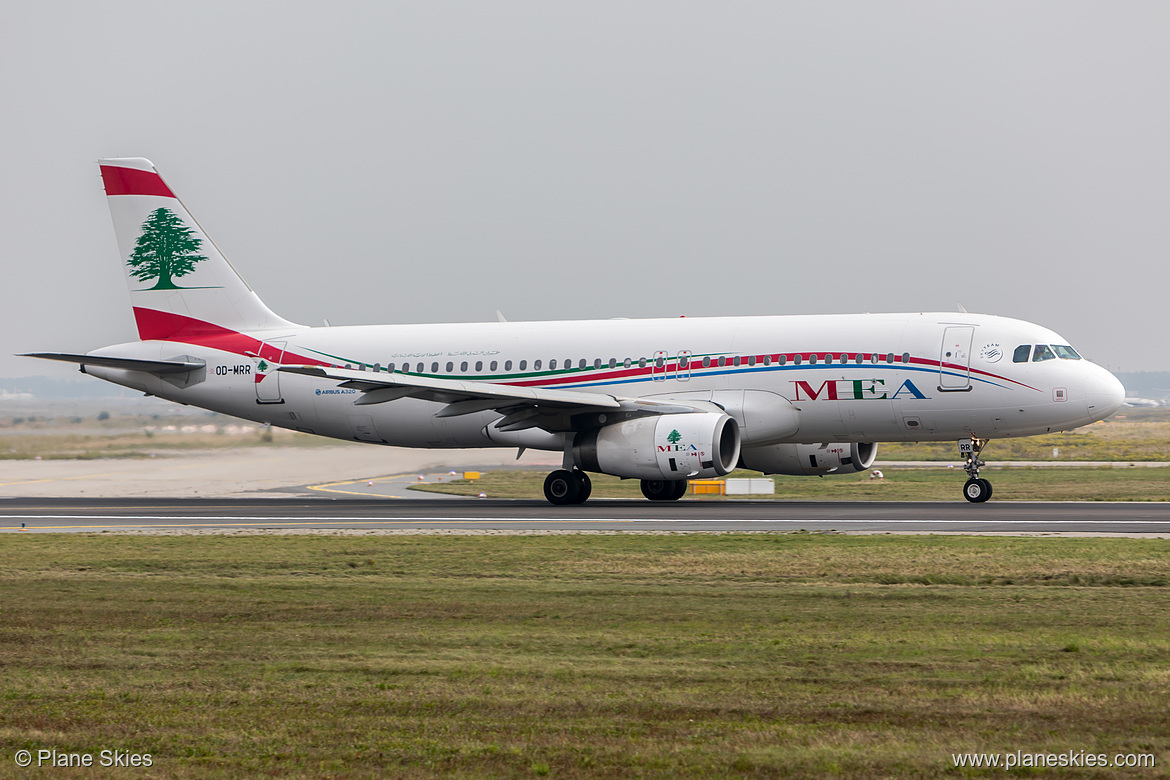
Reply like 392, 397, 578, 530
20, 352, 205, 375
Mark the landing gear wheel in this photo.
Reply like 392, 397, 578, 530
963, 477, 992, 503
959, 436, 994, 503
575, 471, 592, 503
641, 479, 686, 501
544, 469, 581, 505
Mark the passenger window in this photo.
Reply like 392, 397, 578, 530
519, 360, 526, 370
431, 362, 439, 373
747, 355, 756, 366
870, 353, 879, 364
417, 363, 424, 373
475, 361, 483, 372
902, 352, 910, 364
886, 353, 895, 363
702, 356, 711, 368
1053, 345, 1081, 360
488, 361, 495, 371
854, 354, 862, 364
505, 360, 512, 371
623, 358, 631, 368
810, 355, 817, 365
533, 360, 541, 370
447, 362, 455, 372
581, 359, 588, 369
639, 358, 647, 368
717, 356, 726, 367
550, 359, 558, 370
824, 355, 832, 365
655, 356, 665, 368
778, 355, 786, 366
733, 356, 741, 367
593, 358, 601, 369
460, 361, 468, 372
1013, 345, 1031, 363
763, 355, 771, 366
387, 363, 395, 373
794, 355, 802, 365
608, 358, 617, 369
679, 355, 689, 368
1032, 344, 1056, 362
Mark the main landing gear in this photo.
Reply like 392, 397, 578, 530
960, 436, 993, 503
541, 471, 689, 504
543, 469, 592, 505
640, 479, 688, 501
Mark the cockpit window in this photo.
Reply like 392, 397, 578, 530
1032, 344, 1056, 362
1012, 345, 1031, 363
1053, 345, 1081, 360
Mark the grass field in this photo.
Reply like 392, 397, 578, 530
881, 409, 1170, 461
413, 465, 1170, 502
2, 534, 1168, 778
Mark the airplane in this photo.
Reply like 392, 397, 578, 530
23, 158, 1126, 505
1122, 390, 1169, 408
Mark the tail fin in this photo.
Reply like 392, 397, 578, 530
99, 157, 299, 341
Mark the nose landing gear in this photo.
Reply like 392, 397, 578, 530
960, 437, 993, 503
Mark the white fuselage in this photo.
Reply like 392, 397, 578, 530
84, 311, 1124, 451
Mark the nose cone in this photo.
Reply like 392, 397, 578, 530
1086, 366, 1126, 422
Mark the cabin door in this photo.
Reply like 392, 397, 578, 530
938, 327, 973, 391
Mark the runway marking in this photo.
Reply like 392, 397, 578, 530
3, 515, 1170, 532
307, 473, 425, 497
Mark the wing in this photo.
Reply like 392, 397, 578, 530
20, 352, 206, 375
279, 365, 705, 432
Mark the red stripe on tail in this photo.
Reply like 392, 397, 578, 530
132, 308, 330, 367
100, 165, 176, 198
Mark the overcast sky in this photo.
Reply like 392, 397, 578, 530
2, 2, 1167, 378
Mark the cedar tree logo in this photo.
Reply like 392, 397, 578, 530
127, 208, 217, 290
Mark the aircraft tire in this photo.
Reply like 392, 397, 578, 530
544, 470, 582, 505
671, 480, 689, 500
641, 479, 686, 501
963, 477, 992, 503
575, 471, 592, 503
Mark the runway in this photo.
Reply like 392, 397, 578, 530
1, 496, 1167, 535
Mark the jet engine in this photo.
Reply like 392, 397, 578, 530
573, 412, 740, 481
740, 441, 877, 476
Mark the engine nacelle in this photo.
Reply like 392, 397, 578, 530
740, 441, 877, 476
574, 412, 741, 480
